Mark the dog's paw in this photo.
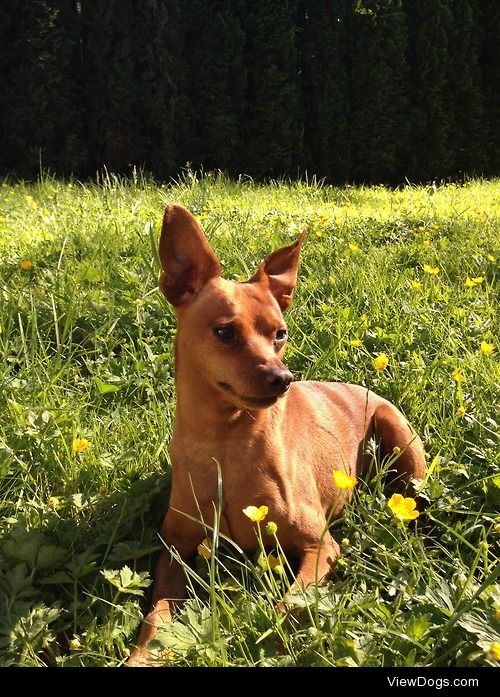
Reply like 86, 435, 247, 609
125, 648, 152, 667
126, 647, 172, 668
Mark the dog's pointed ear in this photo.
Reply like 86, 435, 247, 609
158, 204, 221, 306
249, 230, 307, 311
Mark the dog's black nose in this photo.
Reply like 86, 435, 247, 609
266, 368, 293, 395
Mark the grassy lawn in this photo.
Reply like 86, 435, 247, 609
0, 172, 498, 667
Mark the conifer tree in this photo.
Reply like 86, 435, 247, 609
81, 0, 140, 173
0, 0, 83, 176
480, 0, 500, 174
300, 0, 351, 182
0, 0, 496, 182
177, 0, 246, 173
407, 0, 455, 180
241, 0, 302, 177
131, 0, 180, 177
448, 0, 487, 175
0, 5, 13, 170
349, 0, 409, 183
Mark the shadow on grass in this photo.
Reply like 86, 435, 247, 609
0, 472, 171, 666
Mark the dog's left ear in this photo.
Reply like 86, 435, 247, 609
249, 230, 307, 311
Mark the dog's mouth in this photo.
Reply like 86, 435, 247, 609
217, 382, 285, 409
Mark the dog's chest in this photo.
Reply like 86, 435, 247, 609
173, 434, 325, 552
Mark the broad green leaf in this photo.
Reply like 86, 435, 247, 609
486, 476, 500, 507
94, 377, 120, 394
101, 566, 151, 595
0, 564, 35, 598
404, 648, 417, 666
40, 570, 73, 584
3, 528, 42, 568
109, 541, 161, 562
36, 544, 67, 569
408, 613, 432, 641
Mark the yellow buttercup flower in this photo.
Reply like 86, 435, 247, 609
411, 280, 422, 289
20, 260, 33, 270
388, 493, 419, 522
422, 239, 430, 248
455, 405, 466, 418
73, 437, 90, 453
487, 254, 495, 263
373, 354, 389, 371
47, 496, 64, 510
333, 469, 358, 490
268, 553, 284, 575
69, 637, 82, 651
451, 368, 465, 382
197, 538, 212, 560
480, 341, 495, 355
465, 276, 485, 288
350, 338, 363, 347
423, 264, 439, 275
348, 242, 359, 253
142, 647, 173, 664
490, 643, 500, 661
243, 505, 268, 523
259, 551, 284, 575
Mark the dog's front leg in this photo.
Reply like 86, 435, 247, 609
294, 535, 341, 590
277, 536, 339, 614
127, 548, 190, 667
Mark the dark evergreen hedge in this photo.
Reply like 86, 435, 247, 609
0, 0, 497, 183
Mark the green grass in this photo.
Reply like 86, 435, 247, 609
0, 171, 499, 667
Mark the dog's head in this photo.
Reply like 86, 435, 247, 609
158, 204, 306, 410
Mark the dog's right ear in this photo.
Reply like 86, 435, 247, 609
158, 204, 221, 306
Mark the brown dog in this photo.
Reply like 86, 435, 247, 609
127, 204, 425, 666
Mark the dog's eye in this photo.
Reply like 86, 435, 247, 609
275, 329, 288, 343
214, 325, 235, 343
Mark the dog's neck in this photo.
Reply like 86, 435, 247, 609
173, 361, 280, 438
